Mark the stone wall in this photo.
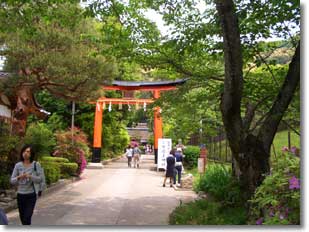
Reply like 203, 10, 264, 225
181, 174, 194, 189
0, 189, 17, 213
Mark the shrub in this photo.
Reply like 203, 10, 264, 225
183, 145, 200, 169
0, 174, 10, 190
169, 199, 247, 225
195, 163, 243, 205
46, 113, 67, 132
40, 157, 77, 179
24, 122, 56, 158
101, 149, 124, 160
53, 127, 89, 175
77, 151, 87, 175
102, 149, 113, 160
0, 134, 19, 175
41, 162, 60, 185
59, 163, 78, 178
249, 148, 300, 225
40, 156, 69, 163
102, 124, 130, 156
139, 146, 145, 154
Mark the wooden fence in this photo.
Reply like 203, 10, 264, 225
187, 126, 300, 164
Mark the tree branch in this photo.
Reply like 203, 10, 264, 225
44, 86, 77, 101
242, 95, 272, 133
69, 76, 92, 92
258, 41, 300, 150
164, 57, 225, 82
151, 48, 225, 82
242, 102, 255, 133
281, 119, 300, 136
256, 51, 281, 87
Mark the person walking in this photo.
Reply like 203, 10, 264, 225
174, 148, 183, 187
10, 145, 44, 225
133, 144, 141, 168
146, 144, 150, 154
163, 149, 176, 187
125, 145, 133, 168
175, 139, 186, 152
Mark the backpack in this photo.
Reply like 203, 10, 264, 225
34, 161, 46, 197
134, 147, 140, 155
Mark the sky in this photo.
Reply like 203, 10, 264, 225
143, 0, 207, 37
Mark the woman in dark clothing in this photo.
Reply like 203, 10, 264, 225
163, 149, 176, 187
10, 145, 43, 225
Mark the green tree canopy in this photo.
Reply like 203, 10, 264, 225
0, 0, 118, 101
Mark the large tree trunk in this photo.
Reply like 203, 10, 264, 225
236, 43, 299, 199
237, 135, 270, 199
216, 0, 300, 200
215, 0, 244, 180
9, 84, 49, 136
215, 0, 244, 166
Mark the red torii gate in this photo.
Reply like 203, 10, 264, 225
90, 79, 186, 165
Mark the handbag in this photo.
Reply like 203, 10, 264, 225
33, 161, 46, 197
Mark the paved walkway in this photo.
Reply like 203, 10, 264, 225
7, 154, 197, 225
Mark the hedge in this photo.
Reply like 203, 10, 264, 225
183, 146, 200, 169
40, 156, 69, 163
41, 162, 60, 185
40, 156, 77, 179
0, 174, 10, 190
59, 163, 78, 178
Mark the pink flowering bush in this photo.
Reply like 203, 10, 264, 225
53, 127, 90, 176
249, 147, 300, 225
77, 148, 87, 175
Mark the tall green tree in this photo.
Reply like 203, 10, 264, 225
0, 1, 117, 101
215, 0, 299, 198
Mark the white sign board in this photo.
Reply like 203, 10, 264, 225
157, 138, 172, 170
198, 158, 205, 173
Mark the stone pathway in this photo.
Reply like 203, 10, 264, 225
6, 154, 197, 225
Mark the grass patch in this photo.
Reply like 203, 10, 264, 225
272, 129, 300, 154
169, 199, 247, 225
185, 162, 232, 187
175, 163, 246, 225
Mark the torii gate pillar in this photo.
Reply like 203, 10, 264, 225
153, 90, 163, 164
92, 102, 103, 162
87, 102, 104, 169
